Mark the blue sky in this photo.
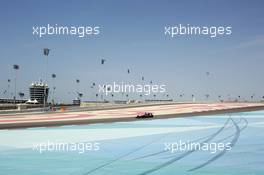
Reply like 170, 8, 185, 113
0, 0, 264, 103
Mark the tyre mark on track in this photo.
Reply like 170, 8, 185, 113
80, 131, 173, 175
161, 118, 243, 160
137, 117, 231, 175
188, 117, 244, 171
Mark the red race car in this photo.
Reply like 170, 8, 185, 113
136, 112, 154, 119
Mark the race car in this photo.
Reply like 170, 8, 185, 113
136, 112, 154, 119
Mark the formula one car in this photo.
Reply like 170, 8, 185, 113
136, 112, 154, 119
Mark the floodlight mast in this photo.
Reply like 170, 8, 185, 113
13, 64, 19, 103
43, 48, 50, 111
51, 73, 56, 105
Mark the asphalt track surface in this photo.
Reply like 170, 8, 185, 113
1, 109, 263, 175
0, 102, 263, 129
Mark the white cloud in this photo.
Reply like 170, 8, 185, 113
235, 35, 264, 49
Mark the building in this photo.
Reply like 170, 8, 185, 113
29, 82, 49, 104
73, 99, 81, 105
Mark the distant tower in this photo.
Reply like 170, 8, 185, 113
29, 81, 49, 104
